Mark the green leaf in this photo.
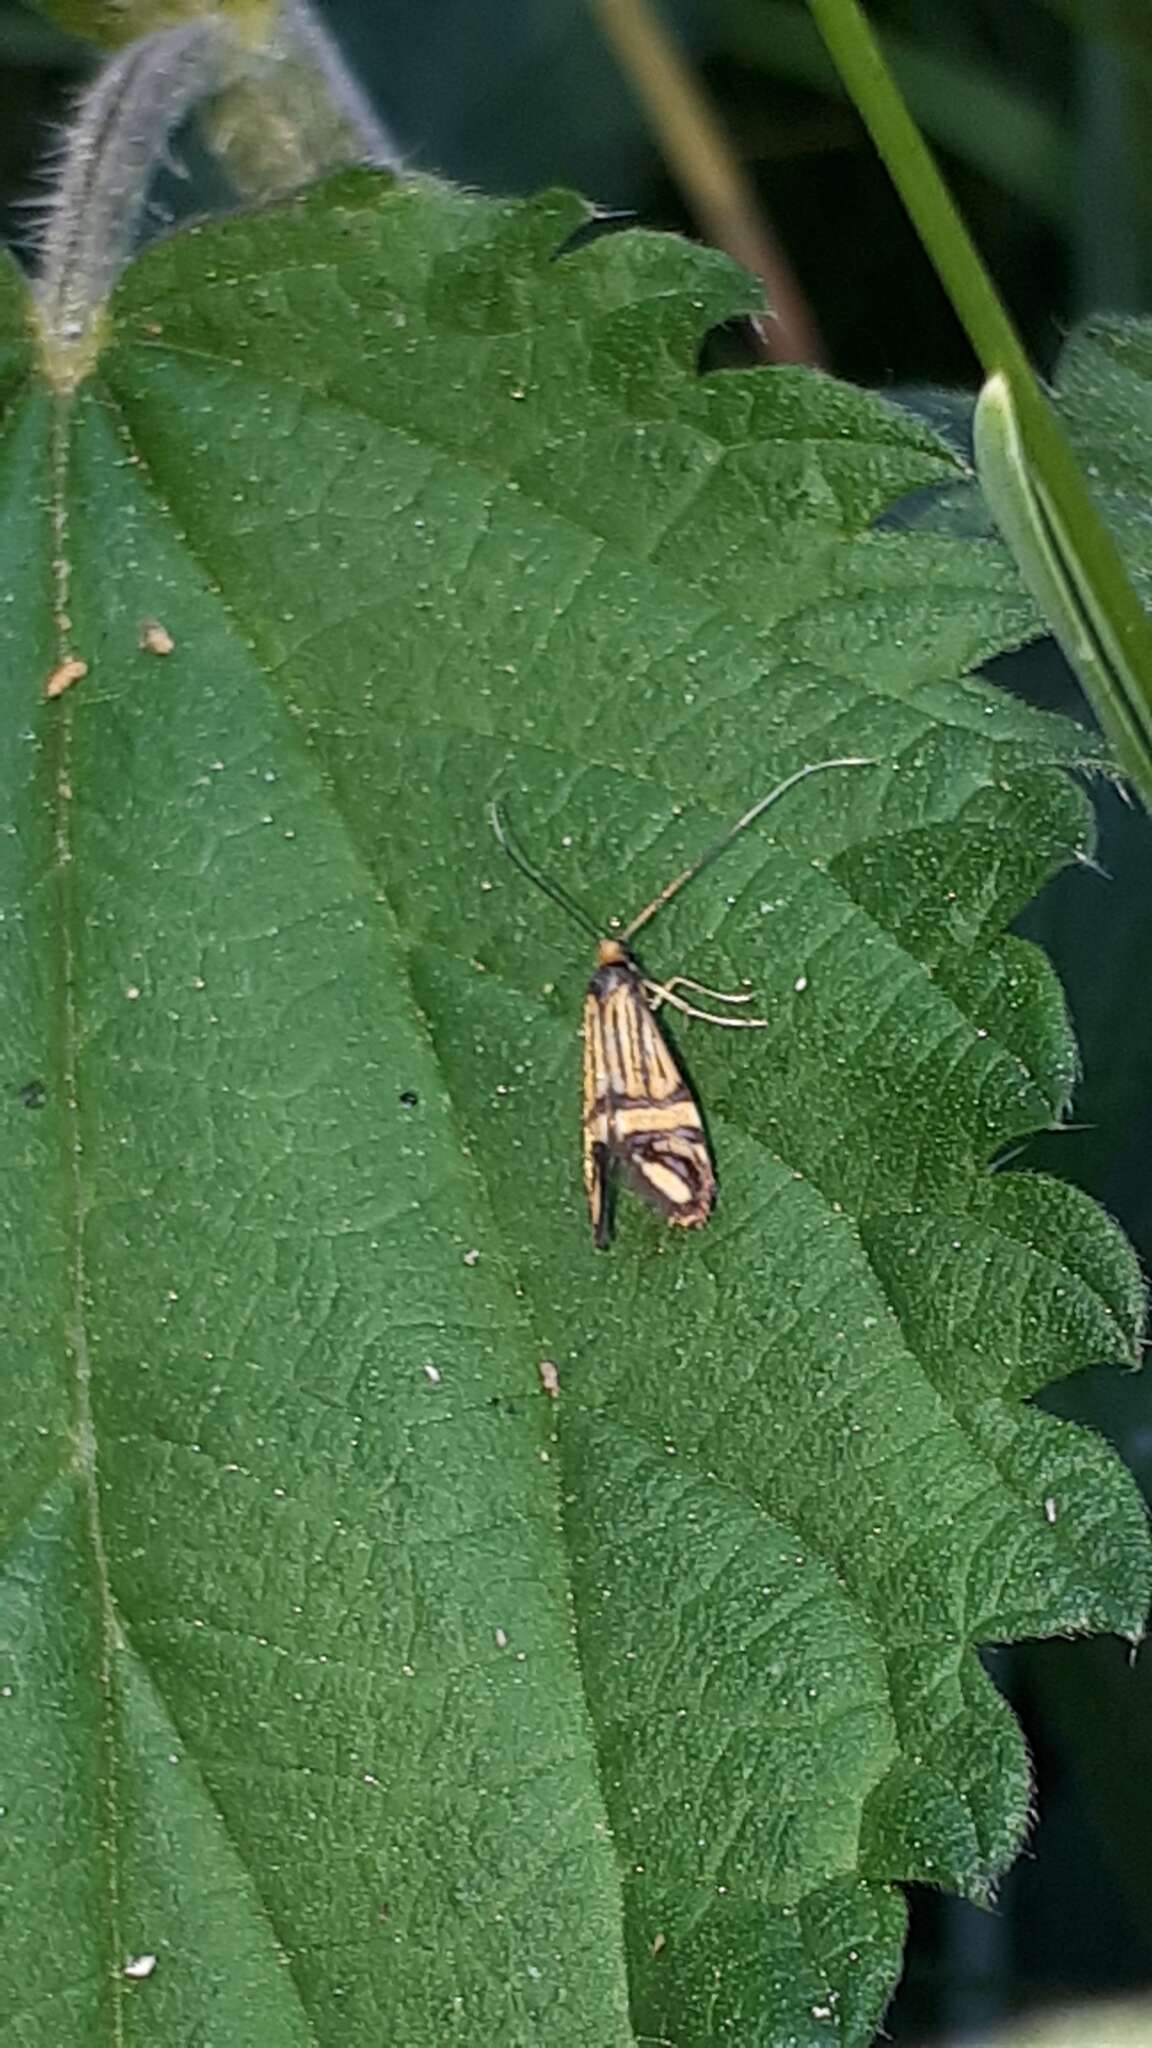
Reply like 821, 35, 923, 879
2, 173, 1148, 2046
975, 369, 1152, 807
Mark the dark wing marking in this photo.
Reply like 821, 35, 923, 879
582, 985, 613, 1247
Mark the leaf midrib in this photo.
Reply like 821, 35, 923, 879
50, 393, 125, 2041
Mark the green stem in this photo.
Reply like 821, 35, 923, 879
806, 0, 1152, 807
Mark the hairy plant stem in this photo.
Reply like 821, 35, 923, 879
34, 1, 400, 394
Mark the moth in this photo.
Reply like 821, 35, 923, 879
490, 758, 871, 1247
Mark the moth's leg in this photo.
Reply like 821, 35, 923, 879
642, 979, 769, 1029
661, 974, 757, 1005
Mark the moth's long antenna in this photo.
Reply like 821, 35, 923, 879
488, 801, 602, 942
619, 756, 876, 943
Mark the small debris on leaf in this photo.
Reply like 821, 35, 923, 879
138, 619, 175, 656
44, 657, 88, 699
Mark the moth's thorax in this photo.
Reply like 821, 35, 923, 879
590, 936, 639, 998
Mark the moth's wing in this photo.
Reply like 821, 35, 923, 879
616, 1122, 715, 1229
582, 984, 614, 1247
598, 970, 716, 1231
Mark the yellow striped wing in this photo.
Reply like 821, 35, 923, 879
582, 957, 715, 1246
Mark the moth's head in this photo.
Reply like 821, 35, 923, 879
596, 937, 630, 969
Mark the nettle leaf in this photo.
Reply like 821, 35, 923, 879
1, 174, 1147, 2046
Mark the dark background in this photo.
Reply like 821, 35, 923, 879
6, 2, 1152, 2038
